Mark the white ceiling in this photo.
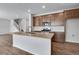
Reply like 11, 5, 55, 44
0, 3, 79, 19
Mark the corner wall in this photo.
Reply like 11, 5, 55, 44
0, 18, 10, 34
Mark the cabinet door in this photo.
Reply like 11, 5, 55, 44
54, 13, 64, 26
39, 16, 44, 26
33, 17, 35, 26
33, 16, 40, 26
53, 32, 65, 42
64, 9, 79, 19
44, 15, 51, 22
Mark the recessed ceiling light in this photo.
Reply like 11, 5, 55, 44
27, 9, 31, 12
42, 5, 46, 8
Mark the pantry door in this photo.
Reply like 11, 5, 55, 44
66, 19, 79, 43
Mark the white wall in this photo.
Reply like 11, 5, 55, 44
66, 19, 79, 43
0, 18, 10, 34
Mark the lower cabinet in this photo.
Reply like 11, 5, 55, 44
33, 32, 65, 42
53, 32, 65, 42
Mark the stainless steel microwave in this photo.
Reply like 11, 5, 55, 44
42, 22, 51, 26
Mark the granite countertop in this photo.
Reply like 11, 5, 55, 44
12, 32, 54, 39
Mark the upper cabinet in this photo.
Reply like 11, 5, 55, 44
33, 8, 79, 26
54, 13, 64, 26
33, 12, 65, 26
64, 9, 79, 19
39, 16, 44, 26
44, 15, 51, 22
33, 16, 40, 26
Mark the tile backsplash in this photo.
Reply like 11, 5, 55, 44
32, 26, 64, 32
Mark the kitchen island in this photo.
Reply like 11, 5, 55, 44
12, 32, 54, 55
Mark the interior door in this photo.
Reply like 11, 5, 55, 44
76, 20, 79, 42
66, 19, 78, 43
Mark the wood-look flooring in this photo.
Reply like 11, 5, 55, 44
1, 34, 79, 55
0, 34, 32, 55
52, 42, 79, 55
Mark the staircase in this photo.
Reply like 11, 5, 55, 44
13, 18, 24, 32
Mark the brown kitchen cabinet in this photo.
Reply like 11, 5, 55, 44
33, 8, 79, 26
53, 32, 65, 42
64, 9, 79, 19
39, 16, 44, 26
50, 14, 55, 25
33, 12, 65, 26
33, 16, 40, 26
33, 17, 35, 26
54, 12, 64, 26
44, 15, 51, 22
